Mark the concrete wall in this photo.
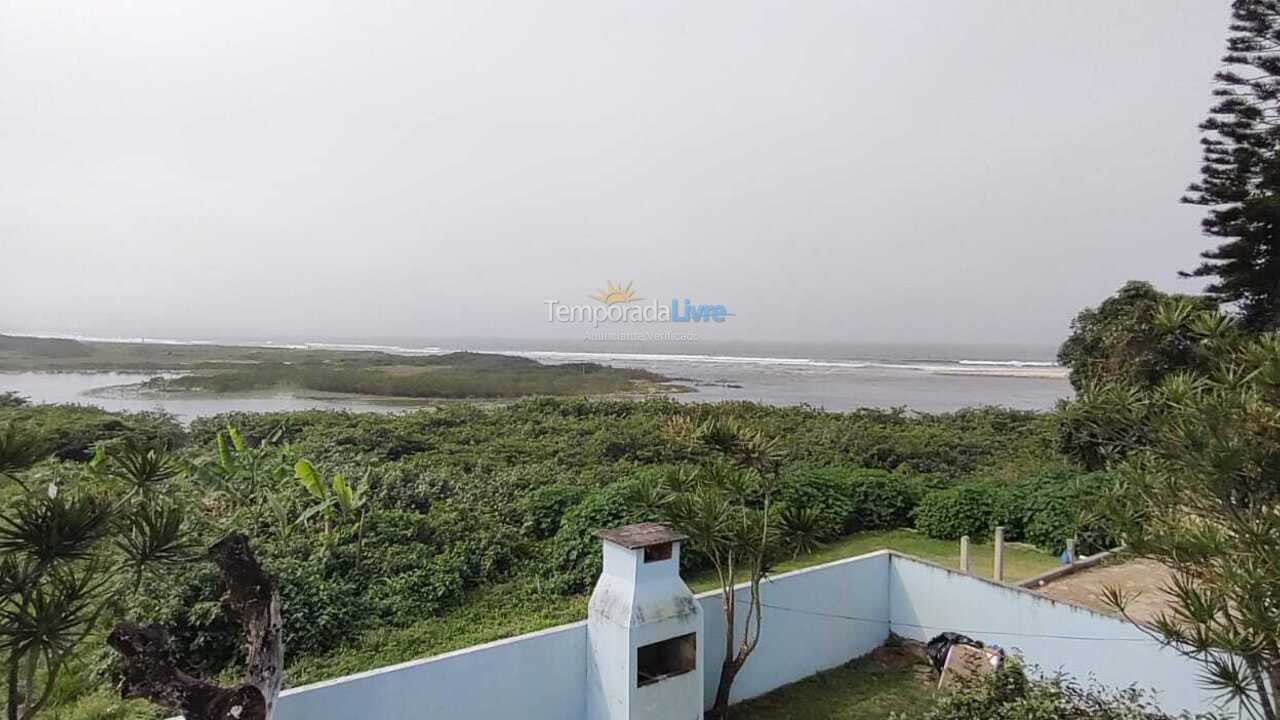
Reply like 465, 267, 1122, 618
888, 554, 1225, 716
185, 549, 1223, 720
697, 551, 892, 708
271, 621, 588, 720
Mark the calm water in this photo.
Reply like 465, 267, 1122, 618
1, 338, 1072, 421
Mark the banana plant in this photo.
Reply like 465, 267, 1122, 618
292, 461, 369, 560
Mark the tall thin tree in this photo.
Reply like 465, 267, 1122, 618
1184, 1, 1280, 330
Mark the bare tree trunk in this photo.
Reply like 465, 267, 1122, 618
6, 651, 19, 720
109, 533, 282, 720
109, 624, 268, 720
1247, 657, 1277, 720
709, 659, 743, 720
211, 534, 283, 717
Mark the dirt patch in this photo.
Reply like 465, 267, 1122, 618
1033, 558, 1174, 625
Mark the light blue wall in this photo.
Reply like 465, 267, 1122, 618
272, 621, 588, 720
888, 555, 1226, 716
197, 549, 1225, 720
265, 551, 893, 720
697, 551, 892, 707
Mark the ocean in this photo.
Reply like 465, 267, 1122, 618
0, 335, 1071, 421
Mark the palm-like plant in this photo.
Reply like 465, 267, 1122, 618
0, 441, 192, 720
634, 418, 790, 720
1085, 327, 1280, 720
778, 505, 825, 558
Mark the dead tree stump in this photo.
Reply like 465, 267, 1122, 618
109, 533, 282, 720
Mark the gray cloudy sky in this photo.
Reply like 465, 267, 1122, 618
0, 0, 1230, 346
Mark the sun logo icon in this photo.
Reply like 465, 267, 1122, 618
590, 281, 641, 305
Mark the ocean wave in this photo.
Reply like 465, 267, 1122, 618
957, 359, 1058, 367
11, 332, 1065, 377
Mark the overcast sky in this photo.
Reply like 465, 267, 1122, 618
0, 0, 1231, 346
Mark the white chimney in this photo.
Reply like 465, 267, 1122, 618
586, 523, 704, 720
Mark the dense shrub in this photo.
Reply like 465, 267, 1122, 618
518, 483, 587, 540
847, 471, 928, 531
543, 480, 651, 593
914, 469, 1114, 553
3, 396, 1075, 695
0, 403, 185, 460
779, 466, 928, 535
778, 467, 857, 540
901, 660, 1189, 720
915, 484, 997, 540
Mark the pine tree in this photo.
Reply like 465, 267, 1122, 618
1183, 1, 1280, 330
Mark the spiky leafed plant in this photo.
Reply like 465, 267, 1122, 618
0, 440, 194, 720
1077, 317, 1280, 719
0, 425, 45, 492
778, 505, 825, 558
631, 417, 788, 720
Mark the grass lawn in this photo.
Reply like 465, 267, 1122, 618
687, 528, 1060, 593
734, 644, 937, 720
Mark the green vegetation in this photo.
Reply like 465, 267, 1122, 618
0, 336, 673, 400
1057, 281, 1218, 393
0, 397, 1081, 719
631, 417, 789, 719
144, 353, 665, 399
914, 468, 1115, 555
0, 440, 194, 720
735, 644, 936, 720
734, 649, 1201, 720
1181, 3, 1280, 332
1067, 298, 1280, 718
899, 659, 1196, 720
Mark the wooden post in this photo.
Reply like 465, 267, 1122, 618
1065, 538, 1077, 565
993, 526, 1005, 582
959, 535, 971, 574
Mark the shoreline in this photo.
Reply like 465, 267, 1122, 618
1, 333, 1068, 378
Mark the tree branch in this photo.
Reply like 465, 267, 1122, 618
108, 533, 282, 720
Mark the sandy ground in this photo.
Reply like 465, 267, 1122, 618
1034, 558, 1175, 625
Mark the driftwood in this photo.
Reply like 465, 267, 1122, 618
109, 533, 282, 720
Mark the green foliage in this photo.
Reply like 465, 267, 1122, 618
915, 484, 997, 540
144, 352, 665, 399
776, 467, 855, 541
0, 403, 184, 462
544, 480, 649, 593
0, 396, 1077, 718
1058, 281, 1220, 392
1084, 331, 1280, 717
776, 466, 926, 540
0, 423, 47, 487
0, 441, 192, 720
1057, 289, 1239, 469
517, 484, 586, 540
902, 660, 1203, 720
913, 469, 1111, 553
990, 468, 1114, 554
777, 505, 825, 557
1180, 4, 1280, 331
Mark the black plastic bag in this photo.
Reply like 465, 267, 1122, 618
925, 632, 984, 672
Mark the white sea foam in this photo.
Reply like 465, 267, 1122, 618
9, 333, 1066, 377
